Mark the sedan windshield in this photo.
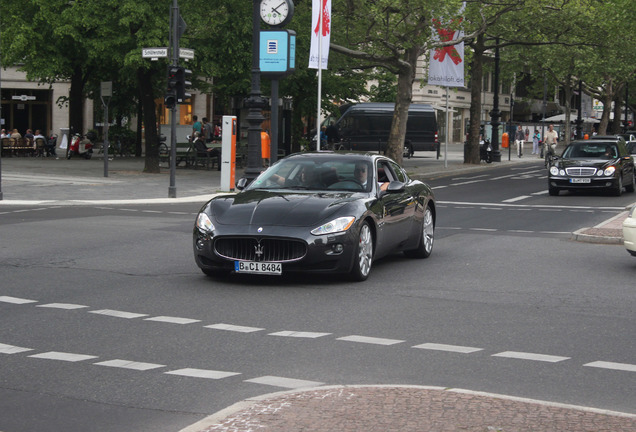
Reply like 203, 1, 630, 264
562, 143, 618, 159
246, 157, 373, 192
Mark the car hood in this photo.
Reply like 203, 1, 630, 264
559, 159, 613, 169
208, 190, 361, 227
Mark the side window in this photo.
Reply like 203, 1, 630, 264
389, 161, 407, 182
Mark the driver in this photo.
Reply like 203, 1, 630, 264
354, 162, 389, 191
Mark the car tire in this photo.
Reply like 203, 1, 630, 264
350, 221, 373, 282
404, 204, 434, 259
625, 172, 635, 193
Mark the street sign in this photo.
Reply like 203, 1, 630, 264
101, 81, 113, 98
179, 48, 195, 60
142, 48, 168, 59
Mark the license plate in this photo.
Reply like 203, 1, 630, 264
235, 261, 282, 275
570, 178, 591, 184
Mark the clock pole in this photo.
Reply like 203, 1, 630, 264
244, 0, 267, 183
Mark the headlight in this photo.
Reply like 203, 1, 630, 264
549, 166, 559, 176
311, 216, 355, 235
196, 212, 215, 233
604, 166, 616, 176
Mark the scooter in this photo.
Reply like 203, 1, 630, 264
480, 137, 493, 163
67, 134, 93, 159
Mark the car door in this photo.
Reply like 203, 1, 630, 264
374, 160, 416, 254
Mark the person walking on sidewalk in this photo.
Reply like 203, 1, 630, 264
532, 129, 540, 155
514, 125, 525, 158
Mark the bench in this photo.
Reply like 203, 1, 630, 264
159, 142, 194, 166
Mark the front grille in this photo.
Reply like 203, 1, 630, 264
566, 167, 597, 176
215, 237, 307, 262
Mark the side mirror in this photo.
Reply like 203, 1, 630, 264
236, 177, 249, 191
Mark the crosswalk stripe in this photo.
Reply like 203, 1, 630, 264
0, 343, 33, 354
144, 316, 201, 325
37, 303, 88, 310
268, 331, 331, 338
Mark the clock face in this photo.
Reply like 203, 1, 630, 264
260, 0, 291, 26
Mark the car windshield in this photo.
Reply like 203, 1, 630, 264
562, 142, 617, 159
246, 157, 373, 192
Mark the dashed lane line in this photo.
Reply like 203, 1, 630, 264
492, 351, 570, 363
94, 359, 166, 371
3, 297, 636, 375
165, 368, 241, 380
336, 335, 405, 346
244, 376, 324, 389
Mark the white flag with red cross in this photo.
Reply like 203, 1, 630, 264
428, 17, 464, 87
309, 0, 331, 69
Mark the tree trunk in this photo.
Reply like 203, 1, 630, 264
466, 35, 484, 164
386, 47, 419, 165
68, 66, 85, 134
138, 68, 159, 173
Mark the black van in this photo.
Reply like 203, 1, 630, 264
331, 103, 438, 157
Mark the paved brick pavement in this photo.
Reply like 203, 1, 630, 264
182, 385, 636, 432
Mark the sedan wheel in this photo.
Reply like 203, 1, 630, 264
626, 172, 635, 193
612, 176, 623, 196
350, 221, 373, 281
404, 204, 434, 258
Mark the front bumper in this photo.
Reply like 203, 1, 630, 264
193, 224, 359, 275
549, 176, 618, 190
623, 216, 636, 255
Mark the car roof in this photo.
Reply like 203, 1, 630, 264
590, 135, 624, 141
285, 151, 390, 163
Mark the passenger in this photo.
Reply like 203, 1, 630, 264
354, 162, 388, 191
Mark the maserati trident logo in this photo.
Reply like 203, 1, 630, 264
254, 242, 264, 261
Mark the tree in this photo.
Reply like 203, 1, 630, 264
328, 0, 466, 164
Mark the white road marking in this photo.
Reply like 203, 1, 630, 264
502, 196, 531, 203
94, 359, 165, 371
584, 361, 636, 373
144, 316, 201, 325
450, 179, 487, 186
165, 368, 241, 379
438, 200, 624, 211
89, 309, 148, 319
469, 228, 498, 232
268, 331, 332, 338
337, 335, 404, 346
244, 375, 324, 389
205, 323, 264, 333
0, 343, 33, 354
37, 303, 88, 310
492, 351, 570, 363
29, 351, 98, 362
412, 343, 483, 354
0, 296, 37, 304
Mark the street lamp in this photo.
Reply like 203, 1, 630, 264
243, 0, 267, 183
489, 37, 501, 162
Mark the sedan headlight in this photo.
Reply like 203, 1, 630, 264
604, 166, 616, 176
196, 212, 215, 233
549, 166, 560, 176
311, 216, 355, 235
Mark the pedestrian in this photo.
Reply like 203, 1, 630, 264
202, 117, 213, 143
532, 130, 540, 155
0, 129, 8, 139
192, 115, 202, 137
10, 128, 22, 139
543, 124, 559, 158
514, 125, 525, 158
525, 127, 529, 142
320, 126, 328, 149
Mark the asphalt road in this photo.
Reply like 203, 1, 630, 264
1, 162, 635, 431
